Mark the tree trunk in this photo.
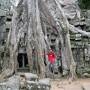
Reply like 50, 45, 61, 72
42, 0, 77, 79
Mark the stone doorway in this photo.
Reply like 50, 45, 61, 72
17, 53, 29, 72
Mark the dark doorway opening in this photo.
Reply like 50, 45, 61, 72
17, 53, 29, 68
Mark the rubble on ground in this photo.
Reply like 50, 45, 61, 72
0, 73, 51, 90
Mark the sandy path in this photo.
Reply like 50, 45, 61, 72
51, 78, 90, 90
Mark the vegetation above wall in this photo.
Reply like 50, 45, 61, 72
79, 0, 90, 9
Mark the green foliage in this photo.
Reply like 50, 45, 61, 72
79, 0, 90, 9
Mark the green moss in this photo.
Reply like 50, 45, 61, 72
79, 0, 90, 9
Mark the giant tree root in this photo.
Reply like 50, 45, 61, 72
0, 68, 14, 81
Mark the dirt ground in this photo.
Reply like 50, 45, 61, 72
51, 78, 90, 90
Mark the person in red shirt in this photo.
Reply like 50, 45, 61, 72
47, 49, 56, 73
47, 49, 56, 64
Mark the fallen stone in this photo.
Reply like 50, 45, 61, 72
24, 73, 38, 81
0, 75, 20, 90
82, 73, 90, 78
39, 78, 51, 86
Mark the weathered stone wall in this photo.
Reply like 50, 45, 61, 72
0, 8, 12, 72
70, 9, 90, 76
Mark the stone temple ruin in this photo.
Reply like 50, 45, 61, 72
0, 0, 90, 90
0, 0, 90, 81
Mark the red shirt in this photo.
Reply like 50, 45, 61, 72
47, 51, 56, 64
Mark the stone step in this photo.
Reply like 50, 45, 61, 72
17, 68, 30, 72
